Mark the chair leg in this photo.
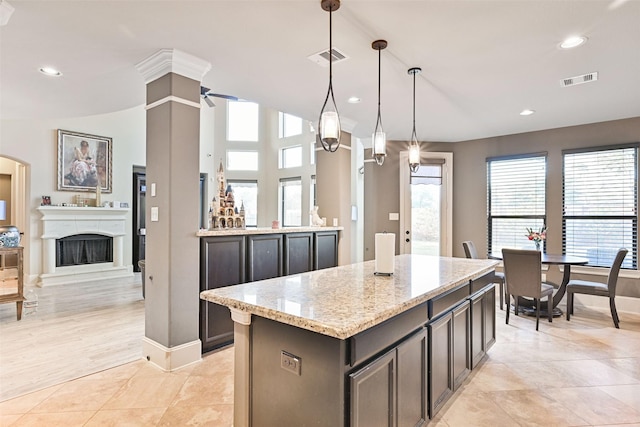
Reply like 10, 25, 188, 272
535, 298, 540, 331
505, 293, 510, 325
610, 297, 620, 329
514, 296, 519, 316
547, 295, 552, 323
566, 292, 572, 321
499, 282, 504, 311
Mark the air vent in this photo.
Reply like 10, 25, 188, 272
561, 72, 598, 87
308, 47, 349, 67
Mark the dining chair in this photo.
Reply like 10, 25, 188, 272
566, 248, 627, 328
501, 248, 554, 331
462, 241, 506, 310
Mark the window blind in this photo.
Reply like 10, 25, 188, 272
487, 154, 546, 255
563, 145, 637, 268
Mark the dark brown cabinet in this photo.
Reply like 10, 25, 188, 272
350, 349, 397, 427
315, 231, 338, 270
470, 284, 496, 369
247, 234, 283, 281
397, 329, 428, 427
284, 233, 314, 275
200, 236, 245, 352
452, 300, 471, 390
428, 312, 453, 418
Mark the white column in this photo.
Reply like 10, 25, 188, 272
42, 238, 56, 274
113, 235, 124, 267
231, 308, 252, 427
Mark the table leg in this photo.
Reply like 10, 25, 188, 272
552, 264, 572, 308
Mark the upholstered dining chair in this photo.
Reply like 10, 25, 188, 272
566, 248, 627, 328
502, 248, 554, 331
463, 241, 506, 310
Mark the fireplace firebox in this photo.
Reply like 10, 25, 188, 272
56, 234, 113, 267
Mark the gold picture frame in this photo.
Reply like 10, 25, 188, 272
57, 129, 112, 193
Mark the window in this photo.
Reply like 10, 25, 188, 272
487, 154, 546, 254
227, 150, 258, 171
280, 145, 302, 169
280, 177, 302, 227
309, 175, 317, 223
227, 180, 258, 227
278, 112, 302, 138
563, 144, 637, 269
310, 141, 316, 165
227, 101, 259, 142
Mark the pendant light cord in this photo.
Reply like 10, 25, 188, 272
376, 47, 382, 128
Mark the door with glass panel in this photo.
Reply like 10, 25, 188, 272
400, 152, 452, 256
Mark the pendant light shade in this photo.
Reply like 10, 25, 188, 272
372, 39, 387, 166
408, 67, 422, 173
317, 0, 341, 152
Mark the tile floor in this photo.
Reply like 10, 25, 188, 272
1, 303, 639, 426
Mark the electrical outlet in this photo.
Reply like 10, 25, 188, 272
281, 351, 301, 376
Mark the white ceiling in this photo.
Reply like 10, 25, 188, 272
1, 0, 639, 142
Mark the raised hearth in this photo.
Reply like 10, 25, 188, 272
37, 206, 133, 285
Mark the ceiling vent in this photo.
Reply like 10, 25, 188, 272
308, 48, 349, 67
561, 72, 598, 87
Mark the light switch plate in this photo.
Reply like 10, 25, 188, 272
389, 212, 399, 221
151, 207, 159, 222
151, 183, 156, 197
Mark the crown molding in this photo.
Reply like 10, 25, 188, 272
135, 48, 211, 84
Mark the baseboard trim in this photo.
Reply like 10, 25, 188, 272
142, 337, 202, 372
572, 294, 640, 314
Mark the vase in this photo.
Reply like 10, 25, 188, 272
534, 241, 541, 251
0, 226, 21, 248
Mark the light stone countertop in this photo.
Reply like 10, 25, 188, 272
200, 254, 498, 340
197, 226, 344, 237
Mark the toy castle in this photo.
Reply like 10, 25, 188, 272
209, 161, 245, 229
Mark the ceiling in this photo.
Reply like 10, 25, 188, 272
1, 0, 639, 143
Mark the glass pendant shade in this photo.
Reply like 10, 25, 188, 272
407, 67, 422, 173
409, 141, 420, 172
318, 0, 341, 153
373, 129, 386, 165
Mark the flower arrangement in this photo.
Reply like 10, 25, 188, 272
526, 226, 547, 250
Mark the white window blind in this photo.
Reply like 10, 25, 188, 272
487, 154, 546, 255
563, 145, 637, 268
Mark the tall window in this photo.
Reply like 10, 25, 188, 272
487, 154, 546, 254
309, 175, 317, 224
280, 177, 302, 227
227, 150, 258, 171
278, 112, 302, 138
563, 144, 637, 269
227, 180, 258, 227
280, 145, 302, 169
227, 101, 259, 142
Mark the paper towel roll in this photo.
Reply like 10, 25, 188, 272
375, 233, 395, 275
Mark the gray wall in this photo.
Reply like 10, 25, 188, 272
365, 116, 640, 298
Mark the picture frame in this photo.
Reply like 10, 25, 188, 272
57, 129, 112, 193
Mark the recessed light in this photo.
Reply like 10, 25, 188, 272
39, 66, 62, 76
520, 109, 535, 116
347, 96, 361, 104
560, 36, 587, 49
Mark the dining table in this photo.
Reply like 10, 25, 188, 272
491, 252, 589, 316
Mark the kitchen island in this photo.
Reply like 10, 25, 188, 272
201, 254, 498, 427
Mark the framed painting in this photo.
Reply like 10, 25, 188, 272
57, 129, 112, 193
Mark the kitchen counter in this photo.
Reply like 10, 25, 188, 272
201, 254, 497, 339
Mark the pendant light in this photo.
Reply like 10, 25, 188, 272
372, 39, 387, 166
317, 0, 341, 152
408, 67, 422, 173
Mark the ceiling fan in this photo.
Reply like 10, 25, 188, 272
200, 86, 240, 107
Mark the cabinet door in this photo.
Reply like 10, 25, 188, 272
483, 285, 496, 352
428, 312, 453, 418
397, 329, 427, 427
452, 301, 470, 390
469, 291, 485, 369
284, 233, 313, 275
200, 236, 246, 352
247, 234, 283, 282
315, 231, 338, 270
350, 349, 396, 427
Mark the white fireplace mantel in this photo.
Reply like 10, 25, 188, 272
37, 206, 133, 285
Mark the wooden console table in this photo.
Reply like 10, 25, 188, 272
0, 246, 24, 320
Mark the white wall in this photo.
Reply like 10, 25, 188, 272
1, 106, 146, 283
